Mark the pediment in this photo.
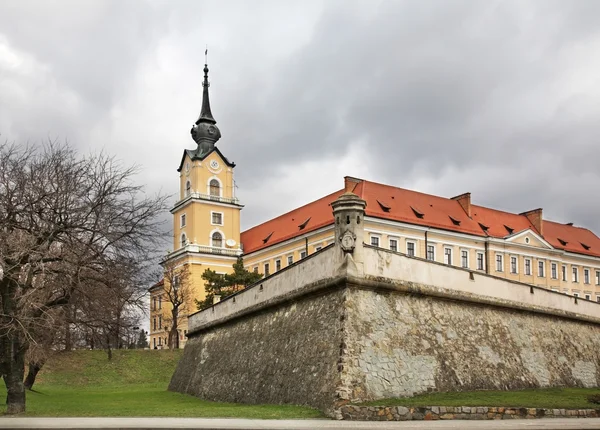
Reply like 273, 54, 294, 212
505, 229, 553, 249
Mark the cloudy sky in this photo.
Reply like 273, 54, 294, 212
1, 0, 599, 238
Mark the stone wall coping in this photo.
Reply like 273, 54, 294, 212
338, 404, 600, 421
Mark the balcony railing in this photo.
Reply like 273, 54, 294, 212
175, 192, 240, 207
172, 243, 242, 257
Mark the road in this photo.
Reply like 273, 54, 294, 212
1, 418, 600, 429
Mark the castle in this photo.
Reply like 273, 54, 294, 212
150, 63, 600, 351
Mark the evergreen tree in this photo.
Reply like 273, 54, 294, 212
136, 329, 149, 349
196, 257, 262, 310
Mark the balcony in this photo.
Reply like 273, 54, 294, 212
173, 192, 241, 209
165, 243, 243, 260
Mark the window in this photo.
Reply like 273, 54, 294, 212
158, 315, 162, 329
538, 261, 545, 277
300, 250, 307, 259
287, 255, 293, 266
407, 241, 416, 257
370, 236, 380, 247
461, 250, 468, 268
573, 292, 579, 298
596, 270, 600, 285
551, 263, 557, 279
209, 179, 220, 197
275, 259, 281, 272
510, 256, 517, 274
585, 294, 591, 300
584, 268, 590, 284
153, 338, 156, 348
389, 238, 398, 252
253, 266, 258, 273
185, 181, 191, 197
211, 212, 223, 225
562, 265, 567, 281
264, 263, 270, 276
153, 297, 157, 311
153, 318, 157, 331
426, 245, 435, 261
315, 246, 322, 251
444, 248, 452, 265
180, 214, 186, 227
496, 254, 503, 272
524, 258, 531, 276
572, 267, 579, 283
212, 232, 223, 248
476, 252, 484, 271
180, 234, 187, 248
158, 296, 162, 309
597, 295, 600, 303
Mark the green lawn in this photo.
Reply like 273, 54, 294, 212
0, 350, 324, 418
359, 387, 600, 410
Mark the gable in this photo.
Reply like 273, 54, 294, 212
505, 229, 553, 249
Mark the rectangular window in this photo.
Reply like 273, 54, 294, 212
551, 263, 557, 279
585, 294, 591, 300
152, 297, 157, 311
389, 238, 398, 252
597, 295, 600, 303
562, 265, 567, 281
153, 338, 156, 348
407, 241, 416, 257
584, 268, 590, 284
524, 258, 531, 276
426, 245, 435, 261
180, 213, 186, 227
461, 250, 468, 268
264, 263, 270, 276
510, 256, 517, 274
253, 266, 258, 273
538, 261, 545, 277
211, 212, 223, 225
158, 296, 162, 309
153, 318, 157, 331
444, 248, 452, 265
158, 315, 162, 329
596, 270, 600, 285
573, 292, 579, 298
300, 250, 307, 259
315, 246, 322, 251
370, 236, 380, 247
287, 255, 293, 266
572, 267, 579, 283
275, 259, 281, 272
496, 254, 503, 272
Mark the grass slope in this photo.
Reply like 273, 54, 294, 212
0, 350, 323, 418
359, 387, 600, 409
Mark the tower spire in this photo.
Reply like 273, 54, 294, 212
191, 51, 221, 153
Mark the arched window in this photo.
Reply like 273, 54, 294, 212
180, 234, 187, 248
209, 179, 220, 197
185, 181, 191, 197
212, 232, 223, 248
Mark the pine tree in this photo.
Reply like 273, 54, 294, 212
136, 329, 149, 349
196, 257, 262, 310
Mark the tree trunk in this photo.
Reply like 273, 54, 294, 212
23, 359, 44, 390
105, 333, 112, 361
169, 307, 179, 350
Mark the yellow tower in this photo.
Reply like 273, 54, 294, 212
149, 62, 243, 349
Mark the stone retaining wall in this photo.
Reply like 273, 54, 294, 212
338, 405, 600, 421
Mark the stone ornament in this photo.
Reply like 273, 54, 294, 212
340, 230, 356, 252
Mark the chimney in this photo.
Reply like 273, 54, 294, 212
520, 208, 543, 236
344, 176, 362, 193
451, 192, 471, 218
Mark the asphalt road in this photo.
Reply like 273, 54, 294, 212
1, 418, 600, 429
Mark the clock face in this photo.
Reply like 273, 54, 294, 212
210, 160, 219, 170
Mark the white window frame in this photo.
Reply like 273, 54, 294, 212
476, 252, 484, 271
510, 256, 518, 274
406, 240, 416, 257
443, 247, 452, 265
585, 293, 591, 301
572, 266, 579, 283
426, 243, 436, 261
596, 295, 600, 303
596, 270, 600, 285
300, 250, 307, 259
264, 262, 270, 276
275, 259, 281, 272
551, 262, 557, 280
180, 213, 186, 228
524, 258, 532, 276
495, 254, 503, 272
180, 233, 187, 248
562, 265, 567, 281
460, 249, 469, 268
370, 234, 380, 247
287, 255, 293, 266
211, 211, 224, 226
584, 268, 590, 284
207, 176, 223, 197
573, 292, 580, 298
388, 237, 398, 252
538, 260, 545, 278
210, 229, 225, 248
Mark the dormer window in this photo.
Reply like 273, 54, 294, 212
209, 179, 220, 197
185, 181, 191, 197
212, 232, 223, 248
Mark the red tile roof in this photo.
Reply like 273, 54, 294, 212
241, 177, 600, 258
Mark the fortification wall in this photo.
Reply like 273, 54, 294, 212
168, 285, 345, 412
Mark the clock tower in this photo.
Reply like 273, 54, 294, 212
150, 61, 243, 349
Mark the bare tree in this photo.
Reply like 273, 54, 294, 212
161, 261, 193, 350
0, 142, 168, 413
